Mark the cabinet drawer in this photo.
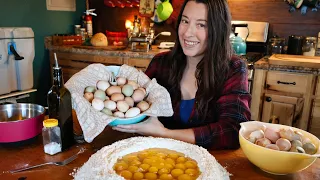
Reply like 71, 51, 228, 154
266, 71, 311, 94
124, 58, 151, 71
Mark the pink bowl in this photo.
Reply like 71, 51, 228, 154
0, 103, 45, 143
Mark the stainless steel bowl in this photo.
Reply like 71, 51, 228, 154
0, 103, 45, 123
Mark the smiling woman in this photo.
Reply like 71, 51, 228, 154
112, 0, 251, 150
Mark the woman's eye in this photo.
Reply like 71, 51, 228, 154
181, 19, 188, 24
197, 23, 206, 28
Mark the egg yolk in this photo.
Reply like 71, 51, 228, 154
113, 148, 201, 180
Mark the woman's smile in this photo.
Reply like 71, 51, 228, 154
184, 39, 200, 47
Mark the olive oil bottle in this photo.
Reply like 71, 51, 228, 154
47, 53, 75, 150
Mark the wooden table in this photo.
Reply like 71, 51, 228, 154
0, 128, 319, 180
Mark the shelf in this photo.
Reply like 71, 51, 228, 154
0, 89, 37, 103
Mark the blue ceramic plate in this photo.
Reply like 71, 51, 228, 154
105, 66, 147, 126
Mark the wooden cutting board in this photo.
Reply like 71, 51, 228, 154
73, 45, 127, 51
268, 54, 320, 69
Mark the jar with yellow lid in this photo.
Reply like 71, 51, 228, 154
42, 119, 62, 155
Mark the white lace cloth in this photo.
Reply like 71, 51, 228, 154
72, 137, 230, 180
65, 64, 173, 142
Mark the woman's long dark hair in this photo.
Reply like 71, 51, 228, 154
168, 0, 233, 120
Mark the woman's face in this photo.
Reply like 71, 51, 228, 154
178, 1, 208, 59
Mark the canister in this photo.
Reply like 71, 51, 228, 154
302, 37, 317, 56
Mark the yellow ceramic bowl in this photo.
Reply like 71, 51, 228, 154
239, 121, 320, 175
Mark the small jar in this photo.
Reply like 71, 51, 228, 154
80, 28, 86, 41
74, 25, 81, 36
302, 37, 317, 56
42, 119, 62, 155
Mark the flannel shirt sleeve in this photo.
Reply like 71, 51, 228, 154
192, 58, 251, 150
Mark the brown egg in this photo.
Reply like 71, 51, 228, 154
279, 128, 295, 141
136, 101, 150, 112
117, 101, 130, 113
116, 77, 127, 86
106, 86, 121, 96
264, 128, 280, 143
127, 80, 139, 90
276, 138, 291, 151
255, 138, 272, 147
137, 87, 147, 96
84, 92, 94, 103
111, 93, 125, 102
124, 97, 134, 107
131, 89, 145, 103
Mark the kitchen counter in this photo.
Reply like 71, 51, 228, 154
1, 129, 319, 180
45, 37, 170, 59
254, 56, 320, 75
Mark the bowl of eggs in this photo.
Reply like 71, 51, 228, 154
83, 66, 149, 126
239, 121, 320, 175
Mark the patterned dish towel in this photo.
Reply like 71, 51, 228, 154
65, 64, 174, 142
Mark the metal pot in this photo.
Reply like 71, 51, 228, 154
0, 103, 45, 143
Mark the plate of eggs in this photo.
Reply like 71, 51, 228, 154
83, 66, 150, 126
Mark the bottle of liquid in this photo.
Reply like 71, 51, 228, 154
47, 53, 75, 151
132, 15, 140, 37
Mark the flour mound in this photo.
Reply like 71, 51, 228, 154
73, 137, 230, 180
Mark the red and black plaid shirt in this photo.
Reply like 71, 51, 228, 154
145, 51, 251, 150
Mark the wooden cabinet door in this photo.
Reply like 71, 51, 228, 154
310, 100, 320, 138
123, 58, 151, 72
261, 93, 304, 126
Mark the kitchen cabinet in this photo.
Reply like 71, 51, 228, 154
261, 93, 304, 126
251, 69, 315, 132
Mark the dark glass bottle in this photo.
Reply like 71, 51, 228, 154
47, 53, 75, 151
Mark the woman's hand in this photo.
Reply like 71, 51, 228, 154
112, 117, 168, 137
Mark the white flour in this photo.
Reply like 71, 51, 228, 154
73, 137, 230, 180
44, 142, 62, 155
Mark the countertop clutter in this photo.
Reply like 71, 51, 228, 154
0, 130, 319, 180
45, 36, 169, 59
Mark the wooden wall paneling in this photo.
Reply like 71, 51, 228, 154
270, 23, 320, 38
228, 0, 320, 39
90, 0, 320, 46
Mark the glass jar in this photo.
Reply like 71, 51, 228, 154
268, 37, 286, 55
80, 28, 86, 41
74, 25, 81, 36
302, 37, 317, 56
42, 119, 62, 155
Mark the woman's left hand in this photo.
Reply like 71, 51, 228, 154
112, 117, 168, 137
